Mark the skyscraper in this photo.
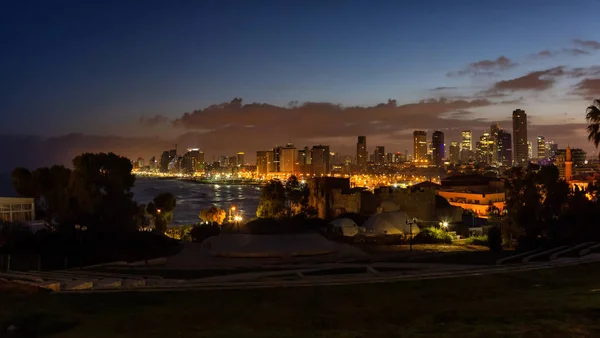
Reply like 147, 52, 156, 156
279, 143, 297, 172
432, 130, 444, 166
449, 142, 459, 164
477, 132, 494, 164
490, 122, 500, 162
374, 146, 385, 164
527, 141, 532, 160
498, 130, 512, 166
237, 152, 245, 166
356, 136, 367, 171
536, 136, 545, 160
413, 130, 427, 162
512, 109, 528, 166
256, 151, 268, 175
460, 130, 472, 162
310, 145, 330, 176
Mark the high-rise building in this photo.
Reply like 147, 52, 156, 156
279, 143, 297, 172
237, 152, 245, 166
490, 123, 500, 162
228, 156, 237, 167
160, 150, 175, 173
413, 130, 427, 162
310, 145, 330, 176
498, 130, 512, 166
386, 152, 394, 164
374, 146, 385, 164
432, 131, 444, 166
512, 109, 528, 166
149, 156, 156, 170
183, 149, 204, 173
536, 136, 546, 160
356, 136, 367, 171
460, 130, 473, 162
256, 151, 268, 175
546, 141, 558, 160
449, 142, 460, 164
527, 141, 532, 160
477, 132, 494, 164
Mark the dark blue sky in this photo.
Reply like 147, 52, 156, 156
1, 0, 600, 161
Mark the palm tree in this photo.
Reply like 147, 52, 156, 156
585, 99, 600, 148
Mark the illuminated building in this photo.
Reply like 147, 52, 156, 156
375, 146, 385, 164
527, 141, 532, 160
476, 132, 494, 164
310, 145, 330, 175
512, 109, 528, 166
460, 130, 472, 162
536, 136, 545, 160
183, 149, 204, 173
357, 136, 367, 172
386, 152, 393, 164
413, 130, 427, 162
256, 150, 268, 175
498, 130, 512, 166
279, 143, 297, 173
449, 142, 459, 164
490, 122, 500, 162
237, 152, 245, 166
432, 130, 444, 167
546, 141, 558, 160
0, 197, 35, 222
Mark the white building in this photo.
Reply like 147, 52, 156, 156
0, 197, 35, 222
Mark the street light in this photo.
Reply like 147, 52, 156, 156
406, 217, 417, 253
229, 206, 236, 223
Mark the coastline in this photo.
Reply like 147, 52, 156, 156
135, 174, 267, 187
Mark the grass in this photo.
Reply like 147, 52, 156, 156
3, 263, 600, 337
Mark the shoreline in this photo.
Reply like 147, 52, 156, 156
135, 174, 267, 187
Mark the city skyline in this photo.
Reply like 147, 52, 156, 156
1, 1, 600, 172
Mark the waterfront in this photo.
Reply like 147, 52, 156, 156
132, 177, 261, 225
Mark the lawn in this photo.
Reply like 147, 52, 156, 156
2, 263, 600, 337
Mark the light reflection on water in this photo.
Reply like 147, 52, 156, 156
132, 178, 261, 226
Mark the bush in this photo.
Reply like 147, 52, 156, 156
487, 226, 503, 252
414, 227, 452, 244
464, 235, 488, 246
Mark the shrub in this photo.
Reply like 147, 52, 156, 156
464, 235, 488, 246
189, 224, 220, 243
413, 227, 452, 244
487, 226, 503, 252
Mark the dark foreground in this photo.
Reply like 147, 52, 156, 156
2, 263, 600, 337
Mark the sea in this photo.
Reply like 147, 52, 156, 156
0, 174, 261, 226
132, 178, 261, 225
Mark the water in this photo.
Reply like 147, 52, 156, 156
132, 177, 261, 225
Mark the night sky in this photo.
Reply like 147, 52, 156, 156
2, 0, 600, 170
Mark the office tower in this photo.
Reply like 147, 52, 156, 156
413, 130, 427, 162
460, 130, 473, 162
527, 141, 532, 160
449, 142, 460, 164
357, 136, 367, 171
477, 132, 493, 164
432, 130, 444, 166
183, 149, 203, 173
375, 146, 385, 164
386, 152, 394, 164
160, 151, 171, 173
536, 136, 545, 160
256, 151, 268, 175
310, 145, 330, 176
237, 152, 245, 166
546, 141, 558, 160
490, 123, 500, 162
393, 152, 406, 163
228, 156, 237, 167
149, 156, 156, 170
512, 109, 528, 165
279, 143, 297, 172
498, 130, 512, 166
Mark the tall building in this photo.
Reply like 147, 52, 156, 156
498, 130, 512, 166
374, 146, 385, 164
413, 130, 427, 162
477, 132, 494, 164
149, 156, 157, 170
256, 151, 268, 175
385, 152, 394, 164
310, 145, 330, 176
565, 146, 573, 181
490, 122, 500, 162
160, 150, 175, 173
183, 149, 204, 173
356, 136, 367, 171
512, 109, 528, 166
449, 142, 460, 164
279, 143, 297, 173
432, 131, 444, 166
536, 136, 546, 160
527, 141, 532, 160
237, 152, 245, 166
460, 130, 473, 162
546, 141, 558, 160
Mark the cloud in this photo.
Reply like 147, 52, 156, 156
532, 50, 555, 58
430, 86, 458, 91
573, 78, 600, 99
448, 56, 517, 77
574, 39, 600, 50
139, 115, 169, 127
481, 67, 566, 95
562, 48, 590, 56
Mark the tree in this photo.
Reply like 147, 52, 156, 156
199, 206, 226, 225
11, 167, 34, 197
256, 180, 286, 218
149, 192, 177, 233
586, 99, 600, 149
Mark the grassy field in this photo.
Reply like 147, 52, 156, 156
3, 263, 600, 337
